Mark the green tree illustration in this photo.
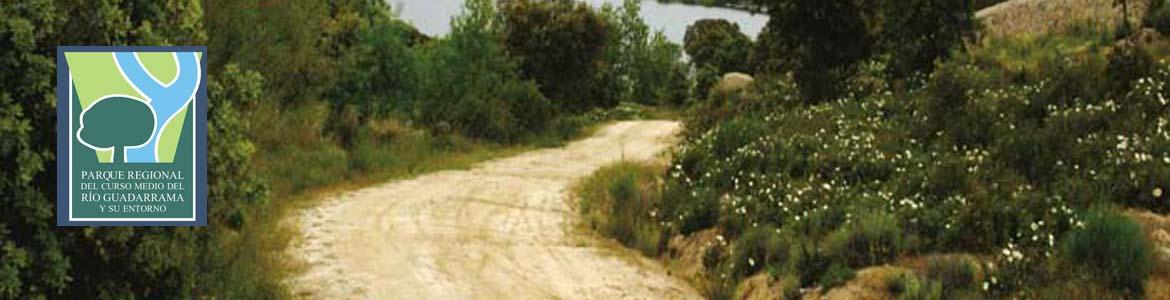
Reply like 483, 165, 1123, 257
78, 97, 155, 163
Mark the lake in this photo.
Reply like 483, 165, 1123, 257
386, 0, 768, 44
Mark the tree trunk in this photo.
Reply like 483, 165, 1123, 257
113, 146, 123, 163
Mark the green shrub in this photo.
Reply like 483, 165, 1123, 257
2, 2, 280, 298
326, 5, 421, 145
921, 255, 980, 297
600, 0, 689, 106
897, 277, 943, 300
886, 271, 943, 300
790, 240, 860, 290
750, 0, 872, 102
823, 212, 905, 268
1146, 0, 1170, 34
730, 226, 790, 278
878, 0, 977, 78
415, 0, 563, 142
818, 262, 856, 289
1107, 43, 1154, 95
684, 19, 752, 75
1062, 209, 1152, 297
502, 0, 610, 111
575, 162, 666, 256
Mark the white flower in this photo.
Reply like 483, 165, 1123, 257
1155, 188, 1164, 198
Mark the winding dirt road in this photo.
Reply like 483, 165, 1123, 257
289, 121, 702, 300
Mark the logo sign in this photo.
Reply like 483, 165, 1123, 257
57, 46, 207, 226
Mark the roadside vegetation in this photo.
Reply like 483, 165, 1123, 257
578, 0, 1170, 299
1, 0, 683, 298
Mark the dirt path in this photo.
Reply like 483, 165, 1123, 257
288, 120, 702, 300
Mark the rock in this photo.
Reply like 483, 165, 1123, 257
1154, 229, 1170, 263
710, 72, 755, 97
1153, 229, 1170, 245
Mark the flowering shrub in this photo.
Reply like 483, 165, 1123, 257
659, 50, 1170, 294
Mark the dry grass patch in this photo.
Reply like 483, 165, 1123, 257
978, 0, 1151, 38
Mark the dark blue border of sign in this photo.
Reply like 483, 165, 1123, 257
57, 46, 208, 227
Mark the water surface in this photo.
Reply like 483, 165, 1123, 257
387, 0, 768, 43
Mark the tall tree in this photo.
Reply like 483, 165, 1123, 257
501, 0, 610, 111
879, 0, 976, 78
749, 0, 873, 102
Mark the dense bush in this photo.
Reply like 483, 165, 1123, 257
684, 19, 751, 76
730, 226, 790, 278
920, 255, 980, 297
502, 0, 611, 111
823, 212, 905, 268
415, 0, 558, 142
1146, 0, 1170, 34
326, 3, 422, 145
659, 20, 1170, 296
601, 0, 690, 106
207, 65, 270, 230
207, 0, 332, 104
1062, 209, 1152, 297
574, 162, 667, 256
887, 270, 949, 300
0, 1, 281, 298
0, 1, 67, 297
749, 0, 872, 102
878, 0, 977, 78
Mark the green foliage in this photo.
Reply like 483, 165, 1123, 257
887, 269, 977, 300
920, 255, 980, 297
730, 226, 790, 278
1107, 42, 1155, 95
502, 0, 610, 111
663, 15, 1170, 296
326, 1, 422, 145
1146, 0, 1170, 34
684, 19, 751, 75
822, 212, 905, 268
207, 65, 270, 230
414, 0, 557, 142
1062, 210, 1152, 298
818, 262, 856, 289
205, 0, 332, 104
600, 0, 689, 106
878, 0, 977, 78
749, 0, 872, 102
0, 1, 66, 297
1, 1, 282, 299
890, 273, 943, 300
574, 162, 666, 256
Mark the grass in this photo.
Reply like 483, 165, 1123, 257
977, 0, 1151, 38
573, 161, 669, 256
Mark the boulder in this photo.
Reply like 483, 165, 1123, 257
710, 72, 755, 97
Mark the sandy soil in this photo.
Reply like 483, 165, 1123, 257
288, 120, 702, 300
